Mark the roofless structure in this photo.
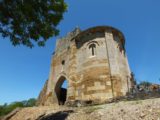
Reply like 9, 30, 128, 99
37, 26, 134, 106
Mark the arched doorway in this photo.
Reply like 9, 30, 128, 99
55, 76, 68, 105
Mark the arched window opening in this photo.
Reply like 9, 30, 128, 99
89, 43, 96, 56
61, 60, 65, 72
55, 76, 68, 105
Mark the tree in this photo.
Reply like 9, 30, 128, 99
25, 98, 36, 107
139, 81, 152, 87
0, 0, 67, 48
0, 98, 37, 117
138, 81, 152, 91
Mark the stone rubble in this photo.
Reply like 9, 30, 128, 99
1, 98, 160, 120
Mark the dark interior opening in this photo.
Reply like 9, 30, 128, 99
62, 60, 65, 65
55, 77, 68, 105
59, 88, 67, 105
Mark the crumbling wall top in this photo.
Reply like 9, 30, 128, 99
74, 26, 125, 50
55, 27, 81, 53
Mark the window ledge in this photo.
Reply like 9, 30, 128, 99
89, 55, 96, 58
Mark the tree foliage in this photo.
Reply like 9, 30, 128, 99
0, 0, 67, 48
139, 81, 152, 87
0, 98, 37, 117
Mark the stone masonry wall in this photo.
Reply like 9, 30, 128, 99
37, 26, 132, 106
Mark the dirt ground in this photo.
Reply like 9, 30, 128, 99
2, 98, 160, 120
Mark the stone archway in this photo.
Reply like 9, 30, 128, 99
55, 76, 68, 105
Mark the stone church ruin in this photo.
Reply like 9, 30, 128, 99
37, 26, 134, 106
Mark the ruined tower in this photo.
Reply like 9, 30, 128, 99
37, 26, 133, 106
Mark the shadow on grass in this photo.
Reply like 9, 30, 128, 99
38, 110, 74, 120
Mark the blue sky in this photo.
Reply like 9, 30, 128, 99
0, 0, 160, 105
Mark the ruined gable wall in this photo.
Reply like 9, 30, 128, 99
46, 41, 73, 104
45, 28, 81, 105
